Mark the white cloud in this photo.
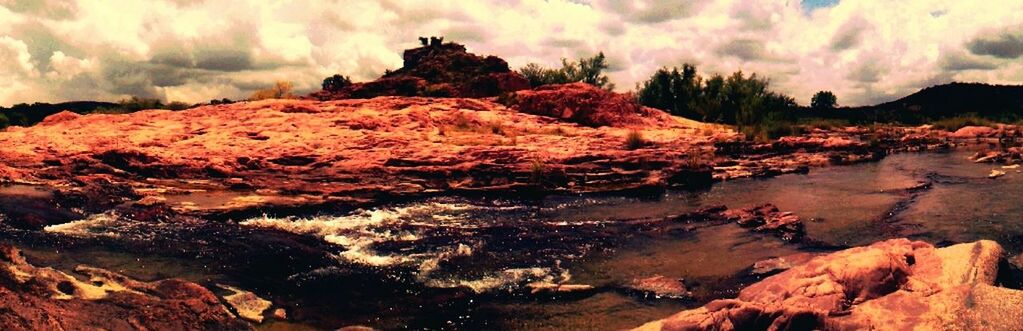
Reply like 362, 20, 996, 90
1, 0, 1023, 106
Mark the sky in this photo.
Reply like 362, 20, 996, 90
1, 0, 1022, 107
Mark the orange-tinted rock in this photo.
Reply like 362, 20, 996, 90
634, 239, 1023, 331
951, 125, 998, 138
0, 97, 719, 216
507, 82, 661, 128
0, 244, 250, 330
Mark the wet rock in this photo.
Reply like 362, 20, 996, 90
0, 244, 250, 330
219, 284, 273, 323
720, 204, 804, 242
750, 252, 821, 276
272, 308, 287, 320
634, 239, 1023, 331
625, 275, 691, 299
527, 283, 596, 295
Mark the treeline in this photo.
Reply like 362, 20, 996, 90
0, 97, 202, 129
634, 65, 807, 140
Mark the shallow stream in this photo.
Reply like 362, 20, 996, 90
4, 147, 1023, 330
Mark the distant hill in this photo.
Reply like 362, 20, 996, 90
873, 82, 1023, 120
1, 101, 119, 127
800, 82, 1023, 124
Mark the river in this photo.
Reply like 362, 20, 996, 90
3, 147, 1021, 330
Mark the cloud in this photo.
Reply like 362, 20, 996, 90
715, 39, 769, 61
1, 0, 1023, 107
968, 31, 1023, 59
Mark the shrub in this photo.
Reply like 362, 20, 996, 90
250, 81, 295, 100
625, 130, 646, 150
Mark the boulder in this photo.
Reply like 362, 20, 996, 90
634, 239, 1023, 331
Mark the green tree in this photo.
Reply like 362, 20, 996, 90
322, 74, 352, 92
517, 52, 614, 90
637, 64, 700, 119
811, 90, 838, 109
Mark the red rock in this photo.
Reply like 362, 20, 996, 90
0, 97, 718, 216
951, 125, 997, 138
0, 244, 250, 330
311, 42, 529, 100
506, 82, 662, 128
634, 239, 1023, 331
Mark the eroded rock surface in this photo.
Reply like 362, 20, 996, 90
0, 96, 723, 218
0, 244, 251, 330
634, 239, 1023, 331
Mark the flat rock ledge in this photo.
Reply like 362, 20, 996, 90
634, 238, 1023, 331
0, 244, 251, 330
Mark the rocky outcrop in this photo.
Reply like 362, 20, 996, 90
0, 97, 721, 218
504, 82, 663, 128
310, 42, 529, 100
634, 239, 1023, 331
0, 244, 251, 330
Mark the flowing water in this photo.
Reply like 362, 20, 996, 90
3, 148, 1023, 330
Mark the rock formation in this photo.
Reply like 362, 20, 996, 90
634, 239, 1023, 330
0, 244, 251, 330
0, 96, 722, 220
310, 41, 529, 100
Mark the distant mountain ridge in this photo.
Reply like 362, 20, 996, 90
872, 82, 1023, 119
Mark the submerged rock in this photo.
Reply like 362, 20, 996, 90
625, 275, 691, 299
719, 204, 804, 242
0, 244, 250, 330
749, 252, 821, 276
218, 284, 273, 323
634, 239, 1023, 331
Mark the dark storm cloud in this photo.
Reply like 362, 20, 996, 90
940, 52, 997, 71
968, 31, 1023, 59
715, 39, 768, 61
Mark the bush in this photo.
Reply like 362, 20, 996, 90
625, 130, 646, 150
250, 81, 295, 100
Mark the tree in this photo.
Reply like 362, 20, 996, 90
517, 52, 614, 90
637, 64, 700, 119
811, 90, 838, 109
250, 81, 295, 100
322, 74, 352, 92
